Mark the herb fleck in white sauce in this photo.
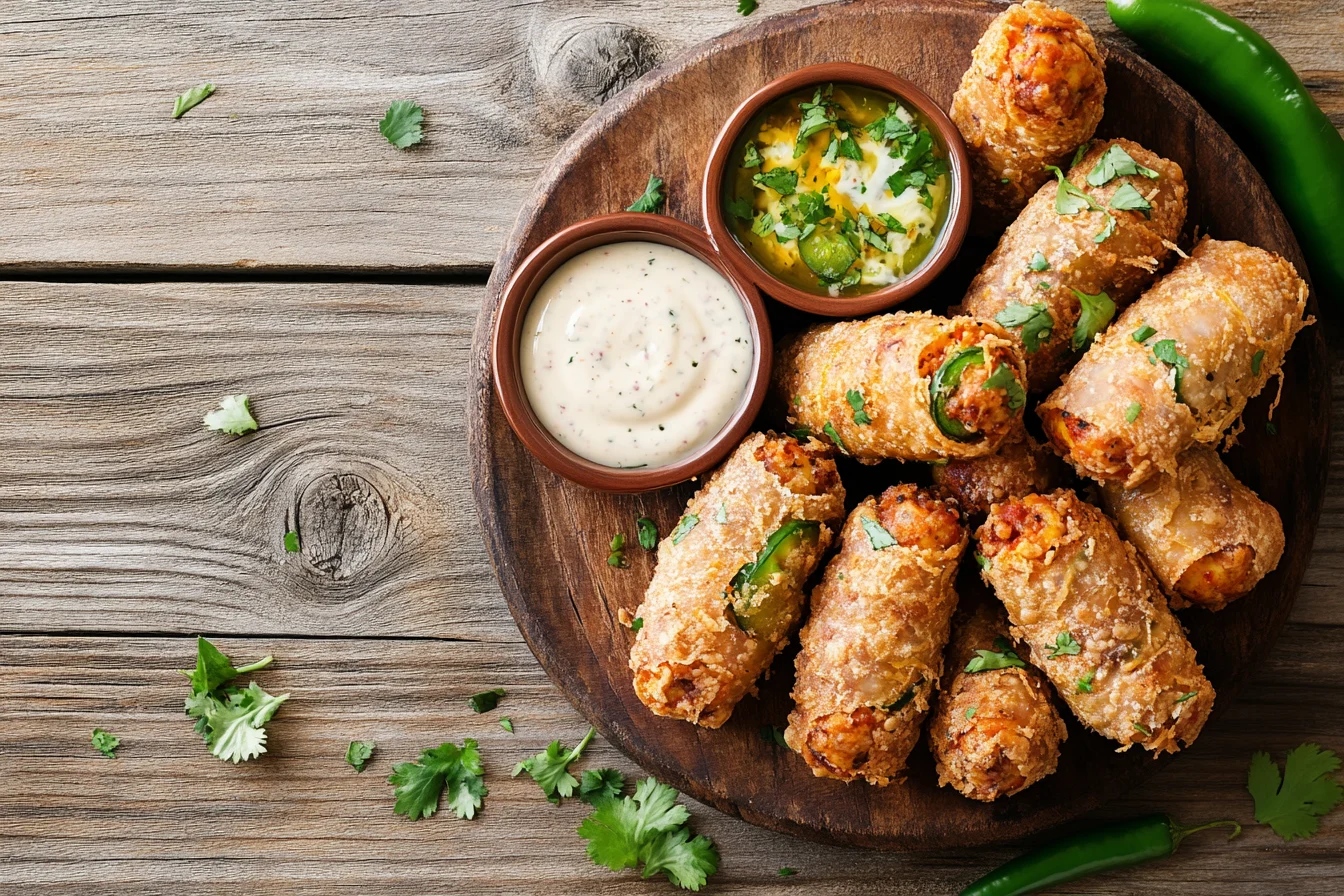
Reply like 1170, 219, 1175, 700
520, 241, 754, 469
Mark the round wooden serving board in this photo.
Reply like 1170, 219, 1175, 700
468, 0, 1329, 849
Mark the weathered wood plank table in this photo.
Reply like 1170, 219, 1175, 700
2, 2, 1341, 892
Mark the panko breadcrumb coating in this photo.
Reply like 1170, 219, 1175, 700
1101, 446, 1284, 612
1040, 237, 1310, 487
932, 427, 1065, 519
951, 1, 1106, 229
978, 490, 1214, 753
957, 138, 1188, 392
785, 485, 967, 785
629, 432, 846, 728
777, 312, 1027, 463
928, 590, 1067, 801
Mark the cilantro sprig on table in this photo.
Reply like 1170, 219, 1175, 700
204, 394, 258, 435
389, 740, 487, 820
1248, 744, 1343, 841
180, 637, 289, 764
513, 726, 596, 804
92, 728, 121, 758
379, 100, 425, 149
996, 302, 1055, 354
579, 777, 719, 891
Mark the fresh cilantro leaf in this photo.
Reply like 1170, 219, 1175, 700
580, 768, 626, 805
1038, 281, 1052, 291
877, 213, 907, 234
631, 617, 644, 633
181, 636, 273, 699
628, 175, 667, 213
1151, 339, 1191, 399
1070, 288, 1116, 352
759, 725, 788, 747
836, 132, 863, 161
715, 502, 728, 524
1047, 631, 1081, 658
1029, 251, 1050, 272
1045, 165, 1101, 216
845, 389, 872, 425
203, 394, 258, 435
794, 190, 832, 224
794, 87, 837, 157
789, 425, 812, 440
500, 717, 514, 733
753, 167, 798, 196
738, 0, 759, 15
379, 100, 425, 149
1175, 691, 1198, 704
982, 364, 1026, 410
203, 681, 291, 763
608, 533, 627, 568
1110, 183, 1153, 217
283, 530, 300, 553
513, 727, 596, 805
974, 551, 990, 570
822, 136, 840, 165
742, 141, 763, 168
965, 706, 977, 720
1093, 212, 1117, 243
867, 103, 914, 143
725, 196, 754, 221
1125, 402, 1142, 423
1133, 324, 1157, 344
821, 421, 847, 454
636, 517, 658, 551
1252, 349, 1266, 377
751, 212, 775, 237
468, 688, 505, 714
671, 515, 699, 545
779, 867, 799, 876
1077, 669, 1096, 693
173, 83, 216, 119
996, 302, 1055, 354
859, 216, 890, 253
641, 825, 720, 890
966, 637, 1026, 673
92, 728, 120, 758
1249, 744, 1344, 842
1087, 144, 1159, 187
346, 740, 375, 772
860, 515, 897, 551
389, 739, 487, 821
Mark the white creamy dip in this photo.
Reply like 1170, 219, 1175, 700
519, 241, 754, 469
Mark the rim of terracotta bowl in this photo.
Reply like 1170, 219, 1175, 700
491, 212, 773, 494
702, 62, 972, 318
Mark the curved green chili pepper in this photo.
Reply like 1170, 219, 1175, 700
929, 347, 985, 442
959, 814, 1241, 896
1108, 0, 1344, 302
727, 520, 821, 634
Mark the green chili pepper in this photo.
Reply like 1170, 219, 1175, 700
929, 347, 985, 442
798, 225, 859, 283
959, 814, 1241, 896
727, 520, 820, 634
1107, 0, 1344, 302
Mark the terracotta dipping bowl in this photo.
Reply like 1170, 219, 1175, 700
702, 62, 972, 317
491, 212, 773, 493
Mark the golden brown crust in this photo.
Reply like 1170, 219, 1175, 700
630, 433, 846, 728
956, 139, 1187, 392
1101, 446, 1285, 612
776, 311, 1026, 463
928, 593, 1067, 801
1039, 237, 1310, 487
977, 490, 1214, 753
785, 486, 968, 785
932, 427, 1065, 519
950, 1, 1106, 229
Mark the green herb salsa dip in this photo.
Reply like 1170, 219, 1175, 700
723, 83, 952, 298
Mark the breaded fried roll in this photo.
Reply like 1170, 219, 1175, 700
785, 485, 967, 785
978, 490, 1214, 753
777, 312, 1027, 463
928, 590, 1066, 801
1101, 446, 1284, 612
957, 139, 1188, 391
630, 432, 846, 728
932, 427, 1064, 519
950, 1, 1106, 228
1040, 237, 1310, 487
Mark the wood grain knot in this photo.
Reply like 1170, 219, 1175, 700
296, 472, 392, 581
535, 22, 665, 108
